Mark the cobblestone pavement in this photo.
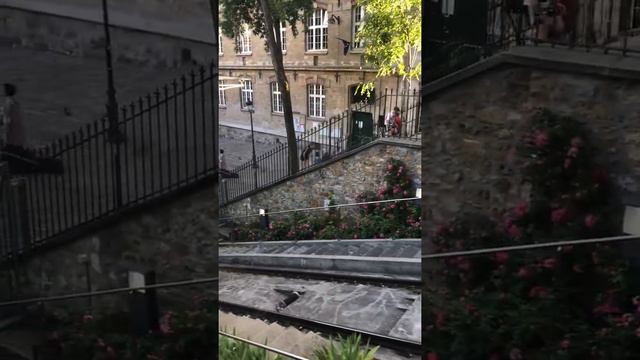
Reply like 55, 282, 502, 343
0, 46, 199, 147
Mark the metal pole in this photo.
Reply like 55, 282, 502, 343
101, 0, 123, 207
248, 103, 258, 190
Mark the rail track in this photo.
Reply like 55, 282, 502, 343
219, 300, 421, 356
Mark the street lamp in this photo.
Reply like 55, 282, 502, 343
245, 100, 258, 190
100, 0, 125, 207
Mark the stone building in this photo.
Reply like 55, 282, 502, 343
219, 0, 417, 137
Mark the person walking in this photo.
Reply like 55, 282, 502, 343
0, 83, 26, 148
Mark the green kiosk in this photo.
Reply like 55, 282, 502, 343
348, 111, 374, 151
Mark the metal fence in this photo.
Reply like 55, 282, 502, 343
427, 0, 640, 84
0, 63, 218, 260
220, 88, 421, 205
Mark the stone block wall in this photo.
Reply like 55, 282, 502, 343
1, 185, 217, 310
424, 64, 640, 234
221, 141, 421, 222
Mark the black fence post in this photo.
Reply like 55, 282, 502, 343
9, 177, 30, 254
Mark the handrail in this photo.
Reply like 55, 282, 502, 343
219, 331, 309, 360
0, 276, 218, 307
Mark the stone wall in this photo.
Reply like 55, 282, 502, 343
424, 63, 640, 234
1, 185, 217, 310
221, 140, 421, 222
0, 5, 215, 68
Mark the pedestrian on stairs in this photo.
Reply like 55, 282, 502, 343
0, 83, 26, 148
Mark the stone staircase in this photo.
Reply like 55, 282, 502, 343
0, 347, 26, 360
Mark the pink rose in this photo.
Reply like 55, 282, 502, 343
514, 201, 529, 219
534, 131, 549, 148
82, 314, 93, 323
529, 286, 550, 298
543, 258, 558, 269
567, 146, 579, 158
387, 164, 393, 171
585, 214, 598, 228
551, 208, 569, 224
571, 137, 584, 148
560, 339, 571, 349
495, 252, 509, 264
508, 224, 522, 239
517, 267, 532, 278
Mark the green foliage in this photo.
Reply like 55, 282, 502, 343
220, 0, 313, 52
425, 109, 640, 359
229, 158, 421, 241
355, 0, 421, 93
312, 334, 379, 360
219, 332, 283, 360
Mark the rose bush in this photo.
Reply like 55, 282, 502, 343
38, 296, 216, 360
229, 158, 421, 241
425, 110, 640, 359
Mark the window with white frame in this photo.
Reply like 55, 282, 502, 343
236, 28, 252, 54
240, 80, 253, 109
280, 22, 287, 52
307, 84, 326, 118
266, 22, 287, 53
441, 0, 455, 16
271, 82, 283, 113
306, 8, 328, 51
218, 28, 223, 55
352, 5, 365, 49
218, 80, 226, 106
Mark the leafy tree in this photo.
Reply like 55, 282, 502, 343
355, 0, 421, 95
220, 0, 314, 175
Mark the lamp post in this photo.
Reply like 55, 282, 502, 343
100, 0, 124, 207
245, 100, 258, 190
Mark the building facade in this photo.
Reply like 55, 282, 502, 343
219, 0, 413, 137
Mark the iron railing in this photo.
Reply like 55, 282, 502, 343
0, 63, 218, 261
427, 0, 640, 83
220, 88, 421, 205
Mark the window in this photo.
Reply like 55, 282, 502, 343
240, 80, 253, 109
271, 82, 283, 113
266, 22, 287, 53
236, 28, 252, 54
280, 22, 287, 52
352, 5, 365, 49
441, 0, 455, 16
307, 84, 326, 118
306, 8, 328, 51
218, 28, 223, 55
218, 80, 226, 106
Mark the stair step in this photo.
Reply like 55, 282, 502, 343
0, 347, 27, 360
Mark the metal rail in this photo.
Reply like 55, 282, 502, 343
0, 277, 218, 307
218, 301, 421, 355
219, 196, 421, 221
219, 331, 309, 360
422, 234, 640, 259
219, 264, 421, 286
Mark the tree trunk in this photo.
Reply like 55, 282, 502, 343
258, 0, 299, 175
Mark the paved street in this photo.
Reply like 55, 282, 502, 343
0, 45, 216, 243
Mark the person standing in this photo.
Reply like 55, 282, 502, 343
219, 149, 226, 170
1, 83, 26, 148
